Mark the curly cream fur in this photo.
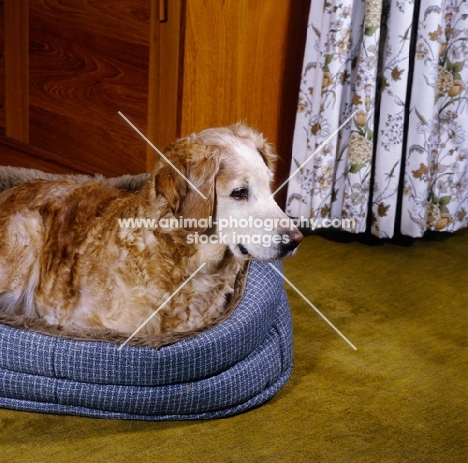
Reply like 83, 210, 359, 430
0, 123, 302, 335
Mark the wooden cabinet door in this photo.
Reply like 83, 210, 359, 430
2, 0, 151, 175
1, 0, 308, 202
148, 0, 308, 207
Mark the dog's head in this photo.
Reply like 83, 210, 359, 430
154, 122, 302, 260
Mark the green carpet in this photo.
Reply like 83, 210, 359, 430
1, 230, 467, 462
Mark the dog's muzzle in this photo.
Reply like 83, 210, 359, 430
278, 228, 303, 257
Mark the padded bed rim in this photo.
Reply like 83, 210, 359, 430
0, 262, 286, 387
0, 368, 292, 421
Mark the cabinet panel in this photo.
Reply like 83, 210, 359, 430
146, 0, 185, 169
0, 136, 96, 173
182, 0, 290, 142
149, 0, 309, 207
1, 0, 307, 194
28, 0, 151, 174
0, 4, 4, 130
4, 1, 29, 141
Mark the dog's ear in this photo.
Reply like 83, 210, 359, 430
256, 141, 277, 176
154, 139, 219, 232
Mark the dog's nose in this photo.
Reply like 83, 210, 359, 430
280, 228, 303, 253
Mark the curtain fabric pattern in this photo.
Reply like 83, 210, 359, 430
287, 0, 468, 238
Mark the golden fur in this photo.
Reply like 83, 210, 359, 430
0, 123, 302, 335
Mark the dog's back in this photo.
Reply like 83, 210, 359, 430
0, 179, 126, 316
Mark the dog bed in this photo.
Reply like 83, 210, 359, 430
0, 167, 293, 420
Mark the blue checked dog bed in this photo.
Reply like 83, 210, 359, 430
0, 261, 292, 420
0, 167, 293, 420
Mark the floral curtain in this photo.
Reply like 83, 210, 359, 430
286, 0, 468, 238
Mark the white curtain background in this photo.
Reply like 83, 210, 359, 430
286, 0, 468, 238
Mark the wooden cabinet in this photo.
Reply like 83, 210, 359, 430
0, 0, 308, 206
2, 0, 150, 175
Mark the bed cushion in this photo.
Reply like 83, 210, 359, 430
0, 260, 292, 420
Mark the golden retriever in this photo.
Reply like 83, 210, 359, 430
0, 123, 302, 335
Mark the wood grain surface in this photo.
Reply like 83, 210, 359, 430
28, 0, 151, 175
146, 0, 186, 169
4, 0, 29, 142
1, 0, 307, 200
0, 1, 5, 131
181, 1, 307, 141
181, 0, 309, 207
0, 136, 96, 174
149, 0, 309, 207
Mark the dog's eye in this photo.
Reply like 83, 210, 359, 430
230, 187, 248, 200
